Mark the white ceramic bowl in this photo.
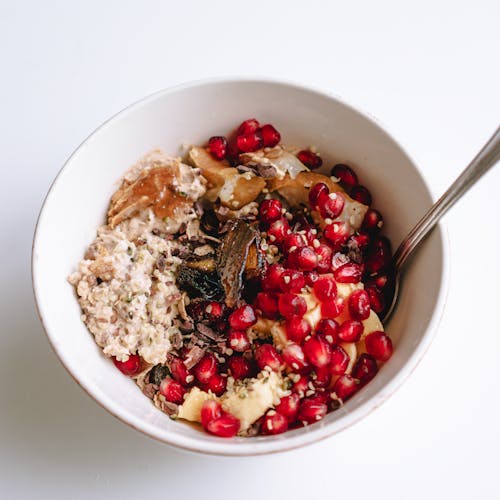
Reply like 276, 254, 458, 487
32, 78, 448, 455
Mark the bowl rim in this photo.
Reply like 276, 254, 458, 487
32, 76, 450, 456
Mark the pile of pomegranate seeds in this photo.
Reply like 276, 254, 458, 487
111, 118, 396, 439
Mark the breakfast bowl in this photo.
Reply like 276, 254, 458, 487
32, 78, 448, 455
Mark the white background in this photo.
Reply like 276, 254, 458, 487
1, 1, 499, 498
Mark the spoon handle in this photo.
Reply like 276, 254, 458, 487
393, 126, 500, 270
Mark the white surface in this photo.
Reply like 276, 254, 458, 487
1, 0, 499, 497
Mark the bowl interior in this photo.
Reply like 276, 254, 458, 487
33, 80, 446, 455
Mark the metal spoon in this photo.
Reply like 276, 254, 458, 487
382, 126, 500, 324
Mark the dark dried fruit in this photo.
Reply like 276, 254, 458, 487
148, 364, 169, 385
176, 266, 223, 301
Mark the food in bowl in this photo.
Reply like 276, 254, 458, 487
68, 118, 395, 438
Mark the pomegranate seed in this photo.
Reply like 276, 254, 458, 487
208, 136, 227, 160
295, 246, 318, 271
285, 316, 311, 343
362, 208, 383, 232
346, 232, 371, 253
337, 319, 364, 342
205, 301, 225, 322
282, 343, 309, 372
229, 304, 257, 330
170, 357, 191, 386
348, 289, 371, 321
331, 252, 349, 271
331, 164, 358, 188
315, 318, 339, 342
255, 291, 279, 319
254, 343, 282, 371
308, 182, 330, 209
113, 354, 141, 376
267, 217, 290, 244
200, 400, 223, 429
261, 264, 285, 291
205, 373, 227, 396
330, 345, 350, 375
237, 132, 263, 153
193, 353, 218, 384
260, 124, 281, 147
292, 374, 309, 397
237, 118, 260, 136
225, 140, 240, 165
259, 199, 282, 224
334, 262, 362, 283
228, 330, 251, 352
366, 286, 385, 314
333, 374, 359, 400
350, 185, 372, 205
313, 275, 337, 302
297, 397, 328, 424
323, 221, 350, 249
352, 353, 378, 385
262, 411, 289, 435
275, 393, 300, 422
304, 270, 319, 286
321, 297, 345, 319
278, 293, 307, 318
297, 150, 323, 169
365, 331, 393, 361
227, 355, 252, 380
283, 233, 306, 254
312, 365, 332, 387
303, 335, 332, 367
368, 272, 391, 290
365, 236, 392, 274
318, 192, 345, 220
315, 244, 333, 273
278, 269, 305, 293
206, 413, 240, 437
286, 248, 300, 269
159, 377, 186, 404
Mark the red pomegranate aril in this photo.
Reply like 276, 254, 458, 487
283, 233, 307, 254
292, 374, 309, 397
206, 373, 227, 396
331, 251, 349, 271
261, 264, 285, 291
365, 331, 393, 361
229, 304, 257, 330
303, 335, 332, 368
352, 353, 378, 385
170, 357, 192, 386
297, 397, 328, 424
318, 192, 345, 220
237, 118, 260, 136
207, 136, 227, 160
331, 164, 358, 188
366, 286, 385, 314
334, 262, 362, 283
350, 185, 372, 205
206, 413, 240, 437
315, 318, 339, 342
296, 246, 318, 271
348, 289, 371, 321
254, 343, 282, 372
278, 293, 307, 318
193, 353, 218, 384
312, 365, 332, 387
113, 354, 141, 376
267, 217, 290, 244
262, 411, 289, 435
260, 124, 281, 147
205, 301, 225, 322
227, 355, 252, 380
315, 244, 333, 273
200, 400, 223, 429
159, 377, 186, 404
282, 343, 309, 372
259, 199, 282, 224
237, 132, 263, 153
308, 182, 330, 209
365, 236, 392, 274
297, 150, 323, 169
346, 232, 371, 253
285, 316, 311, 344
275, 393, 300, 422
323, 221, 350, 249
285, 248, 300, 269
362, 208, 384, 232
313, 275, 337, 302
330, 345, 350, 375
369, 272, 391, 290
278, 269, 305, 293
333, 374, 359, 400
228, 330, 251, 352
304, 270, 319, 286
255, 291, 279, 319
321, 297, 345, 319
337, 319, 364, 342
